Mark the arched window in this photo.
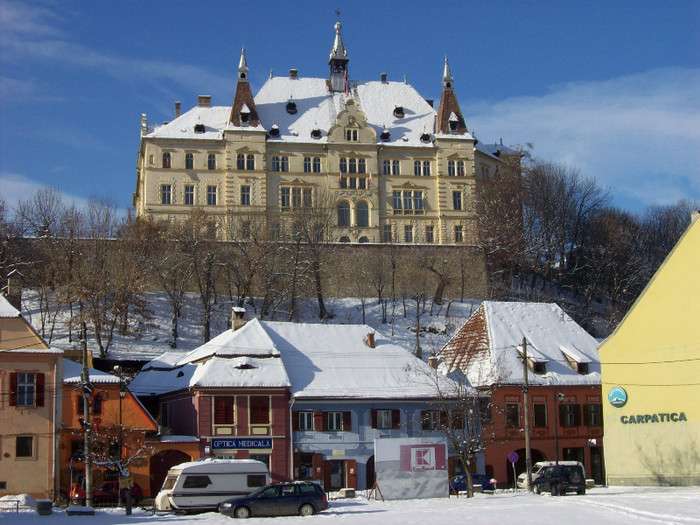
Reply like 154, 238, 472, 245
457, 160, 465, 176
162, 152, 171, 168
208, 154, 216, 170
357, 202, 369, 227
339, 236, 351, 243
185, 153, 194, 170
448, 160, 455, 176
383, 159, 391, 175
247, 154, 255, 170
337, 202, 350, 227
340, 158, 347, 173
313, 157, 321, 173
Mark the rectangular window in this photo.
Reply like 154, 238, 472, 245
298, 411, 314, 431
392, 191, 402, 212
479, 398, 492, 423
304, 157, 311, 173
313, 157, 321, 173
237, 154, 245, 170
161, 184, 172, 205
346, 129, 358, 141
423, 160, 431, 176
506, 402, 520, 428
17, 373, 36, 407
349, 177, 357, 189
403, 191, 413, 211
560, 403, 581, 427
358, 158, 366, 174
184, 185, 194, 205
214, 396, 234, 425
421, 410, 441, 430
404, 225, 413, 243
414, 160, 421, 176
292, 188, 302, 208
383, 159, 391, 175
207, 185, 217, 206
186, 153, 194, 170
240, 185, 251, 205
448, 160, 455, 176
376, 409, 394, 429
454, 225, 463, 243
281, 156, 289, 172
16, 436, 33, 458
534, 403, 548, 427
272, 156, 280, 172
453, 191, 462, 210
250, 396, 270, 425
425, 226, 434, 243
383, 224, 392, 243
413, 191, 423, 212
281, 187, 290, 209
247, 154, 255, 170
303, 188, 312, 208
392, 160, 400, 175
207, 154, 216, 170
327, 412, 343, 431
584, 404, 602, 426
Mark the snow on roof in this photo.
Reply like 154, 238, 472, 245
260, 321, 457, 399
190, 355, 290, 388
63, 358, 120, 384
173, 318, 280, 366
0, 295, 20, 317
483, 302, 600, 386
146, 106, 244, 140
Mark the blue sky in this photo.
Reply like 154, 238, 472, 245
1, 0, 699, 215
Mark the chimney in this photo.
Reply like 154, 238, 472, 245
175, 101, 181, 118
428, 355, 438, 369
231, 307, 246, 331
289, 69, 298, 79
366, 332, 375, 348
380, 72, 387, 84
198, 95, 212, 107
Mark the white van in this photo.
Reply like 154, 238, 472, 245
516, 460, 583, 489
155, 458, 269, 512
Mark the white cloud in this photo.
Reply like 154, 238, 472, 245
468, 67, 700, 210
0, 172, 89, 212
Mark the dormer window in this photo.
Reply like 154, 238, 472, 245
311, 127, 322, 139
194, 124, 205, 134
346, 129, 358, 142
380, 128, 390, 141
269, 124, 280, 137
448, 112, 459, 133
393, 106, 404, 118
577, 362, 589, 374
532, 361, 547, 374
420, 133, 431, 143
286, 101, 297, 114
240, 104, 250, 125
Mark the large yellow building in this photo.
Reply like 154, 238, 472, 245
133, 21, 511, 244
599, 211, 700, 485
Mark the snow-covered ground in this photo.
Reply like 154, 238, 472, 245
2, 487, 700, 524
21, 292, 482, 363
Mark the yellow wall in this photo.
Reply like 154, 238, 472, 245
600, 213, 700, 485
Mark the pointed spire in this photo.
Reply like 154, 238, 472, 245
436, 56, 468, 135
238, 46, 249, 82
442, 55, 454, 90
329, 19, 349, 92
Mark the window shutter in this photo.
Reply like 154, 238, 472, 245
343, 411, 352, 431
9, 373, 17, 406
292, 412, 300, 431
391, 409, 401, 429
314, 411, 324, 431
371, 409, 378, 429
573, 404, 582, 427
35, 373, 45, 407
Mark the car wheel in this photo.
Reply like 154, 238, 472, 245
234, 506, 251, 519
550, 484, 558, 496
299, 503, 315, 516
533, 484, 540, 494
577, 487, 586, 495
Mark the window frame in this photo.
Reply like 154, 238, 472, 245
454, 225, 463, 243
162, 152, 171, 168
184, 184, 194, 205
425, 225, 434, 243
249, 396, 270, 425
327, 411, 343, 431
16, 373, 36, 408
240, 185, 251, 206
505, 402, 521, 428
161, 184, 172, 205
206, 185, 217, 206
298, 411, 314, 431
337, 201, 351, 227
15, 436, 34, 458
452, 190, 462, 210
404, 225, 413, 243
533, 402, 548, 427
185, 153, 194, 170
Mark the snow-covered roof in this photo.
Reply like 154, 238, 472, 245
0, 295, 20, 317
63, 358, 120, 384
146, 106, 240, 140
190, 355, 289, 388
261, 321, 457, 399
442, 302, 600, 387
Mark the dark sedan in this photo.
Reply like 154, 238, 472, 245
450, 473, 497, 493
219, 481, 329, 518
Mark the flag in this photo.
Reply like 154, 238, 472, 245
369, 170, 373, 184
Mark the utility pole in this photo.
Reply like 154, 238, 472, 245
521, 337, 532, 491
80, 321, 93, 507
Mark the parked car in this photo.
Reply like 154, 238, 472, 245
533, 464, 586, 495
70, 480, 143, 506
219, 481, 329, 518
449, 474, 497, 493
517, 461, 583, 489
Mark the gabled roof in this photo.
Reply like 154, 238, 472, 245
63, 358, 120, 384
440, 301, 600, 387
0, 294, 20, 317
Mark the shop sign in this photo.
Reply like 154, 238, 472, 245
211, 438, 272, 450
620, 412, 687, 424
608, 386, 628, 408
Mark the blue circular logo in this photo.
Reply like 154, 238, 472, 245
608, 387, 628, 408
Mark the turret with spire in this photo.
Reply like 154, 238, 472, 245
329, 17, 349, 93
229, 46, 259, 126
436, 56, 468, 135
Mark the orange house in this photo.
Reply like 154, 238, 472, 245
59, 359, 159, 499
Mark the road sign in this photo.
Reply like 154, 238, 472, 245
508, 452, 519, 463
119, 476, 133, 489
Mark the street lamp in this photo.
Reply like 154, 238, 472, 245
113, 366, 127, 509
553, 390, 565, 465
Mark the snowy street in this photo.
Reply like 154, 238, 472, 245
2, 487, 700, 525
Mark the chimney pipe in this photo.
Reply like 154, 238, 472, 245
428, 355, 438, 369
198, 95, 212, 107
380, 72, 387, 84
366, 333, 375, 348
231, 307, 246, 331
289, 69, 298, 79
175, 101, 181, 118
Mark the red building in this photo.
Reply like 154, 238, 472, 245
439, 301, 604, 487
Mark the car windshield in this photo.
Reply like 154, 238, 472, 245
161, 476, 177, 490
541, 467, 555, 477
